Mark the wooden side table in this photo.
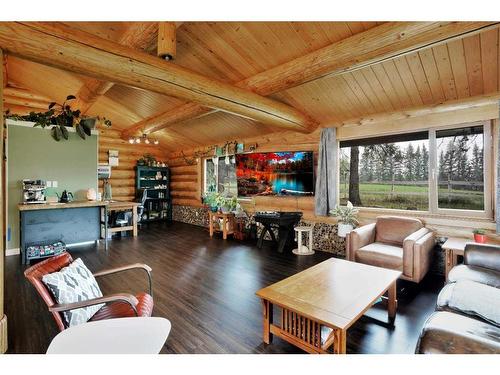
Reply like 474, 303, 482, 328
106, 201, 139, 237
441, 237, 472, 281
208, 211, 235, 240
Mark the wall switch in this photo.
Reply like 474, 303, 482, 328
52, 181, 58, 188
46, 181, 52, 188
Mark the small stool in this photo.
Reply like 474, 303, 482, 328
292, 226, 314, 256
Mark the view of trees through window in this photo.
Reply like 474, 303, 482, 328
204, 157, 237, 197
340, 125, 486, 212
340, 135, 430, 210
437, 126, 484, 210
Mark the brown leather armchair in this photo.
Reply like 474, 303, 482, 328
24, 252, 154, 331
347, 216, 435, 283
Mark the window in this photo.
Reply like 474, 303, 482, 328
339, 121, 492, 216
203, 156, 237, 197
340, 132, 429, 210
436, 126, 485, 211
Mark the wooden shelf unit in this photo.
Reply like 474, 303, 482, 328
135, 166, 172, 223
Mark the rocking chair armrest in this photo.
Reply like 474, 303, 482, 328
93, 263, 153, 297
48, 293, 139, 316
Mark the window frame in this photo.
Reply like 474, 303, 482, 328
337, 120, 494, 219
428, 121, 492, 218
202, 155, 238, 197
203, 157, 218, 195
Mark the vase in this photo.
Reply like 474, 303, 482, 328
337, 223, 354, 238
473, 233, 487, 243
86, 188, 97, 201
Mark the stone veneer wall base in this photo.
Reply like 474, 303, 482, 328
172, 204, 445, 275
172, 204, 346, 256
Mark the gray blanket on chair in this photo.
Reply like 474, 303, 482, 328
439, 280, 500, 327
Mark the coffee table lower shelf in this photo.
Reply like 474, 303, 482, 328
260, 281, 397, 354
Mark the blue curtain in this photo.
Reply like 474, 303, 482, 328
315, 128, 337, 216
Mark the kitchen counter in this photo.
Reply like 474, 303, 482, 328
18, 200, 108, 211
19, 201, 109, 264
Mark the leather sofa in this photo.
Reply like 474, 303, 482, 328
416, 243, 500, 354
347, 216, 435, 283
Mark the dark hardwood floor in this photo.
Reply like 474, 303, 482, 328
5, 222, 441, 354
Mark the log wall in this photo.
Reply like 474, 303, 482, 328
167, 106, 500, 241
98, 128, 169, 201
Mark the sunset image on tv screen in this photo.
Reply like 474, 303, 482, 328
236, 151, 314, 197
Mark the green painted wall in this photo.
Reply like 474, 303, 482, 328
7, 121, 98, 250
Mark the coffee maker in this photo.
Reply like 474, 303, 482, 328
22, 179, 47, 204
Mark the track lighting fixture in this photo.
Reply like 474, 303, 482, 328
127, 133, 160, 146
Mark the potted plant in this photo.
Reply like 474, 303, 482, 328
330, 201, 359, 238
5, 94, 111, 142
473, 229, 487, 244
202, 192, 219, 212
225, 196, 239, 213
215, 194, 229, 213
143, 154, 157, 167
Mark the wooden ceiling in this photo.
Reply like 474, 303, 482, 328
2, 22, 500, 151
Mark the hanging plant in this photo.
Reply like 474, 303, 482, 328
5, 94, 112, 142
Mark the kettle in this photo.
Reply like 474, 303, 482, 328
57, 190, 74, 203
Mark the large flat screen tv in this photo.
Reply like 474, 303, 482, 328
236, 151, 314, 197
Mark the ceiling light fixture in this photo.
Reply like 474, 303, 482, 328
128, 134, 160, 146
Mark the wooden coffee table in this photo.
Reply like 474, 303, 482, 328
256, 258, 401, 354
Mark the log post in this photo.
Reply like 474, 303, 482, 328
0, 48, 8, 354
157, 22, 176, 60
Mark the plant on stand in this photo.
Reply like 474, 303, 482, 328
202, 192, 220, 212
330, 201, 359, 238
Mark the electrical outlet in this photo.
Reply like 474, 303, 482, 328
53, 181, 58, 188
46, 181, 52, 188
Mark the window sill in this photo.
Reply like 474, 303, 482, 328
354, 207, 494, 224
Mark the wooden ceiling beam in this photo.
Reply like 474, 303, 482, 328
3, 86, 52, 102
3, 94, 51, 110
73, 22, 159, 114
0, 22, 316, 133
157, 22, 176, 60
1, 53, 6, 88
122, 21, 499, 137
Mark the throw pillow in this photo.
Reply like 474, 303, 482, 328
42, 258, 104, 327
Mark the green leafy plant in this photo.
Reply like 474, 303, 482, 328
5, 94, 111, 142
203, 192, 240, 213
473, 228, 486, 235
330, 201, 359, 226
225, 196, 239, 211
143, 154, 157, 166
203, 192, 220, 211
